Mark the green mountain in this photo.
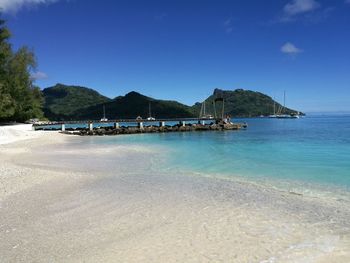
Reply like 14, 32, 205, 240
43, 84, 196, 120
43, 84, 111, 120
192, 88, 302, 117
42, 84, 303, 121
76, 91, 196, 120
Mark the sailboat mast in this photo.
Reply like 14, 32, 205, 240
221, 99, 225, 120
148, 102, 151, 118
199, 103, 202, 118
203, 100, 206, 116
213, 101, 217, 119
103, 105, 106, 119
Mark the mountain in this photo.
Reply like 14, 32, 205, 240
42, 84, 303, 121
43, 84, 111, 120
75, 91, 196, 120
43, 84, 196, 120
192, 89, 302, 117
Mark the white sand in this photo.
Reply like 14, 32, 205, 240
0, 130, 67, 200
0, 124, 44, 145
1, 133, 350, 262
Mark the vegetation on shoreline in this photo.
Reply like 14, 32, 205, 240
43, 84, 111, 120
43, 84, 196, 120
192, 89, 301, 117
0, 18, 44, 122
43, 85, 302, 120
76, 91, 197, 120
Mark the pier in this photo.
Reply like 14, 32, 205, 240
33, 118, 248, 136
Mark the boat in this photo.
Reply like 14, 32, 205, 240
146, 102, 156, 121
290, 112, 300, 119
269, 92, 299, 119
276, 114, 295, 119
268, 98, 278, 118
199, 100, 214, 119
100, 105, 108, 122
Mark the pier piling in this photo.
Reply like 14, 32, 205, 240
33, 117, 247, 135
138, 122, 144, 130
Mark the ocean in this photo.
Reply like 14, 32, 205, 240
89, 115, 350, 198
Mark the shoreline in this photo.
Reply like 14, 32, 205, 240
0, 124, 46, 145
1, 132, 350, 262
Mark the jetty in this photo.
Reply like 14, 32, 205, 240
33, 118, 248, 136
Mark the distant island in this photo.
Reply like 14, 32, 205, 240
43, 84, 303, 121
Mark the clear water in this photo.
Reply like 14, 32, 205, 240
82, 116, 350, 192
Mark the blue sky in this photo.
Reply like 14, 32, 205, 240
2, 0, 350, 112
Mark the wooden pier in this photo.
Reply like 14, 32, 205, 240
33, 118, 248, 135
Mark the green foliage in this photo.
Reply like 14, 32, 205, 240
43, 86, 303, 121
0, 17, 44, 122
43, 84, 111, 120
192, 89, 302, 117
77, 91, 196, 120
43, 87, 196, 120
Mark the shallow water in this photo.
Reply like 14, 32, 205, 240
81, 116, 350, 193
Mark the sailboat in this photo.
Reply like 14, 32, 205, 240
146, 102, 155, 121
199, 100, 214, 119
100, 105, 108, 122
268, 97, 278, 118
270, 92, 299, 119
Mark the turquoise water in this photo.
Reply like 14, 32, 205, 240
93, 116, 350, 191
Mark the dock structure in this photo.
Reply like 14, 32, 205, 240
33, 117, 247, 136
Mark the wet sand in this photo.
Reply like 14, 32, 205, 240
1, 134, 350, 262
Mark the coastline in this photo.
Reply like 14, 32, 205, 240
1, 131, 350, 262
0, 124, 45, 145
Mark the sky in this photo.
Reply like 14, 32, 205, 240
1, 0, 350, 112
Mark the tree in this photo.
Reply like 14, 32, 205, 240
0, 17, 43, 122
0, 18, 15, 119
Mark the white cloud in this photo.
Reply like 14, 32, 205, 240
31, 71, 48, 80
283, 0, 320, 16
281, 42, 303, 55
0, 0, 58, 13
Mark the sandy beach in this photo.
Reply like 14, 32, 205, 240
0, 124, 45, 145
1, 126, 350, 262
